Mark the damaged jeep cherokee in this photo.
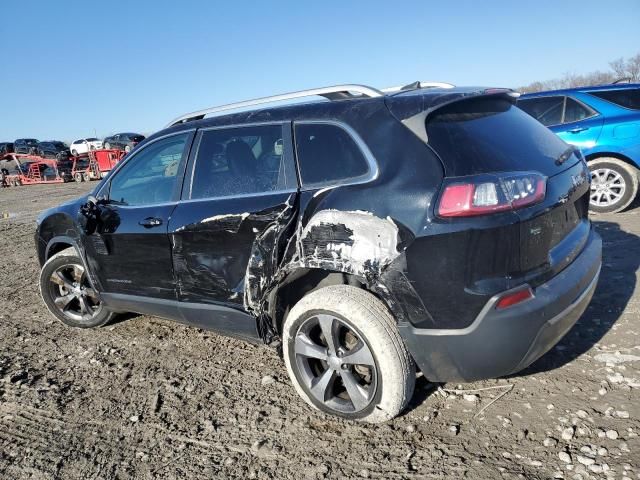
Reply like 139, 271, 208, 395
35, 82, 602, 422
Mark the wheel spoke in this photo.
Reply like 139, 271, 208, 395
50, 271, 73, 289
84, 287, 99, 299
54, 293, 76, 310
78, 296, 91, 315
71, 265, 84, 283
341, 370, 370, 411
317, 314, 338, 354
295, 333, 328, 360
310, 368, 335, 402
341, 341, 375, 367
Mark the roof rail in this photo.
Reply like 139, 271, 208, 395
381, 81, 455, 93
165, 84, 384, 128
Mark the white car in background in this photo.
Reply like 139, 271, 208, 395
69, 138, 103, 156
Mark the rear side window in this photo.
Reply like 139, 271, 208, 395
589, 88, 640, 110
564, 97, 595, 123
426, 97, 570, 177
517, 96, 563, 126
190, 124, 293, 199
294, 122, 372, 187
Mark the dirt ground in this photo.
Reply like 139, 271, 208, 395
0, 182, 638, 480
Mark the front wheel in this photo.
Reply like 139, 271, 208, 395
71, 150, 78, 156
283, 285, 415, 423
588, 158, 639, 214
124, 145, 131, 153
39, 248, 114, 328
104, 142, 111, 150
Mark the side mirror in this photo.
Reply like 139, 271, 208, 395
79, 195, 107, 234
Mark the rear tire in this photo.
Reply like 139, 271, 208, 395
74, 172, 83, 182
82, 173, 90, 182
39, 248, 114, 328
588, 158, 639, 214
282, 285, 415, 423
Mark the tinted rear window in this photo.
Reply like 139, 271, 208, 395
589, 88, 640, 110
426, 97, 571, 176
294, 123, 371, 186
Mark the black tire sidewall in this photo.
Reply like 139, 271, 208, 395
589, 160, 638, 214
40, 253, 112, 328
285, 308, 383, 421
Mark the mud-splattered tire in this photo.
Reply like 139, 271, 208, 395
588, 158, 639, 214
283, 285, 415, 423
39, 248, 115, 328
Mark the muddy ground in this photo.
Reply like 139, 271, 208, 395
0, 182, 638, 480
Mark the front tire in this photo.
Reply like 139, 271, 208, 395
588, 158, 639, 214
39, 248, 114, 328
282, 285, 415, 423
124, 145, 131, 153
104, 142, 111, 150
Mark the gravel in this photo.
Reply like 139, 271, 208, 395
0, 183, 639, 479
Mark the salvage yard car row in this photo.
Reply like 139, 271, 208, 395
0, 149, 126, 187
0, 133, 145, 159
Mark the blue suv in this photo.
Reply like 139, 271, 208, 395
518, 84, 640, 213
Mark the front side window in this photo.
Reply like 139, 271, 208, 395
294, 122, 371, 186
517, 96, 564, 126
108, 133, 188, 206
190, 124, 291, 199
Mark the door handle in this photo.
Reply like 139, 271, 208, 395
139, 217, 163, 228
568, 126, 588, 133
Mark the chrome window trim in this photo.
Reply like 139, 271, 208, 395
187, 121, 291, 200
293, 119, 379, 190
97, 128, 195, 204
179, 189, 297, 204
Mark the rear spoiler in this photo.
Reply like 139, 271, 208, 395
385, 88, 521, 144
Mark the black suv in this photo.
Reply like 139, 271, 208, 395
103, 133, 145, 153
37, 141, 71, 160
35, 83, 602, 422
14, 138, 40, 154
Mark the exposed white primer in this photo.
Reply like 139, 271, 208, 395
301, 209, 400, 274
201, 212, 250, 223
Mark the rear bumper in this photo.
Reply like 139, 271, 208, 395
399, 228, 602, 382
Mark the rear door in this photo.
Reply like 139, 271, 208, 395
84, 130, 193, 300
552, 96, 604, 149
517, 95, 604, 149
169, 122, 298, 331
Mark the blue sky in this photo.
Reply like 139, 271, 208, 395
1, 0, 639, 141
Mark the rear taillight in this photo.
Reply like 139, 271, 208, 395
437, 171, 546, 217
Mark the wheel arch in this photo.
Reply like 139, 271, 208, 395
44, 236, 79, 262
268, 268, 368, 335
585, 151, 640, 171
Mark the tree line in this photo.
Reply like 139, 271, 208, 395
519, 52, 640, 93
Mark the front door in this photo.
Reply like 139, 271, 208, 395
83, 131, 193, 300
169, 123, 298, 333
